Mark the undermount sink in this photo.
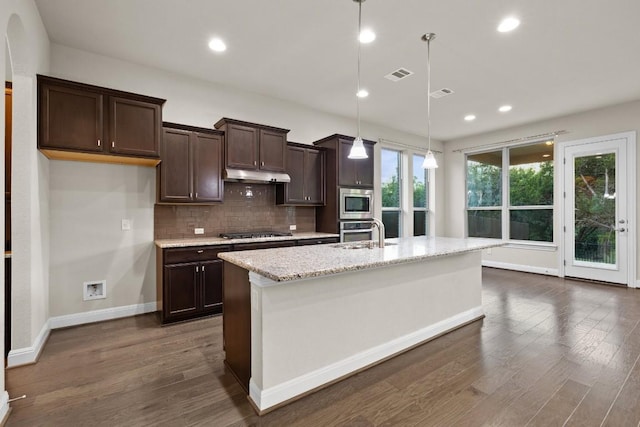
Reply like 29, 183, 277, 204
332, 241, 397, 250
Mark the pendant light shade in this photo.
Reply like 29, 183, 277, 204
422, 33, 438, 169
348, 0, 368, 160
422, 150, 438, 169
349, 137, 368, 159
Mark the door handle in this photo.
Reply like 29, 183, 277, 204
618, 228, 626, 232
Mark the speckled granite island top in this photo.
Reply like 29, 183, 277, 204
155, 232, 339, 248
219, 236, 504, 282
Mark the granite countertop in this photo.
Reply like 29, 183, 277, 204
155, 232, 339, 248
219, 236, 505, 282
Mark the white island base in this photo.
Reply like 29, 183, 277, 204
246, 250, 484, 413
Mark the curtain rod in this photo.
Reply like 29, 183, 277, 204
378, 138, 443, 154
451, 130, 567, 153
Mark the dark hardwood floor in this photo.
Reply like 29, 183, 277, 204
6, 268, 640, 426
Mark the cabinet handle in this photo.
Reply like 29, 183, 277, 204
97, 139, 101, 147
197, 250, 204, 253
195, 192, 198, 198
202, 265, 206, 272
190, 192, 193, 198
261, 161, 264, 167
195, 266, 199, 273
254, 161, 257, 166
111, 141, 115, 148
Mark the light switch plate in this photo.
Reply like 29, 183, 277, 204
121, 219, 131, 231
194, 228, 205, 235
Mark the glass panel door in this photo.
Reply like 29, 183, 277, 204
564, 136, 629, 284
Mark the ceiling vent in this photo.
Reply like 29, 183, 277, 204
430, 88, 454, 99
384, 68, 414, 82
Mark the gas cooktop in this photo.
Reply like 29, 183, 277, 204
219, 231, 293, 239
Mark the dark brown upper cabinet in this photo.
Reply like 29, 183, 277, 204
214, 118, 289, 173
37, 75, 164, 167
314, 134, 375, 188
159, 123, 224, 204
276, 143, 325, 206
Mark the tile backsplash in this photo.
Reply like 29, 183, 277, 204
154, 182, 316, 239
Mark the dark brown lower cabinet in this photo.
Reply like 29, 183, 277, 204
158, 238, 338, 325
158, 245, 230, 324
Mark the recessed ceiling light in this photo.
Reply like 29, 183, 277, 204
497, 17, 520, 33
208, 38, 227, 52
498, 105, 512, 113
359, 29, 376, 44
356, 89, 369, 98
464, 114, 476, 121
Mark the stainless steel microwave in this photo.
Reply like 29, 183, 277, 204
339, 188, 374, 220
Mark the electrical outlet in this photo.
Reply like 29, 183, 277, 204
121, 219, 131, 230
289, 224, 297, 231
194, 228, 204, 235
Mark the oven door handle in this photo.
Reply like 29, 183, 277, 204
341, 229, 373, 234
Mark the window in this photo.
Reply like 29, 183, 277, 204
381, 148, 401, 238
467, 150, 503, 238
466, 140, 554, 242
380, 146, 435, 238
413, 154, 429, 236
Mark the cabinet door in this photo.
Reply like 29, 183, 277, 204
285, 146, 306, 203
39, 83, 104, 152
201, 260, 223, 313
160, 128, 192, 202
259, 129, 286, 172
164, 263, 199, 320
356, 143, 375, 187
305, 149, 325, 204
193, 132, 224, 202
108, 96, 161, 157
338, 140, 358, 186
226, 123, 258, 170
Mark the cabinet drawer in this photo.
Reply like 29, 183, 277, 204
296, 237, 339, 246
164, 245, 231, 263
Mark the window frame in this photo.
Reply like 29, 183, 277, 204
465, 139, 555, 245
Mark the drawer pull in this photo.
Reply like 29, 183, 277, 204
197, 250, 204, 254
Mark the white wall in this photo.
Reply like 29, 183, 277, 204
444, 100, 640, 278
49, 161, 155, 316
1, 0, 50, 412
47, 43, 445, 318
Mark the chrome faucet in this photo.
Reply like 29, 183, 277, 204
371, 218, 385, 248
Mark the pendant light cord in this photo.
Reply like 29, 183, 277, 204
426, 35, 431, 152
356, 1, 362, 139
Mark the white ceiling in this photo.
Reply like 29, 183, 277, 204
34, 0, 640, 141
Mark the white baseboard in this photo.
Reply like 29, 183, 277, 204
249, 306, 484, 412
7, 319, 51, 368
0, 391, 9, 424
7, 302, 157, 368
482, 260, 559, 277
49, 301, 157, 329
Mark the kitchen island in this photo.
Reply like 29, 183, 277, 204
219, 236, 503, 414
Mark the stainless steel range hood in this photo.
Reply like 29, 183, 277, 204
223, 168, 291, 183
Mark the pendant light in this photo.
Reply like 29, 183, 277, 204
348, 0, 368, 159
422, 33, 438, 169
